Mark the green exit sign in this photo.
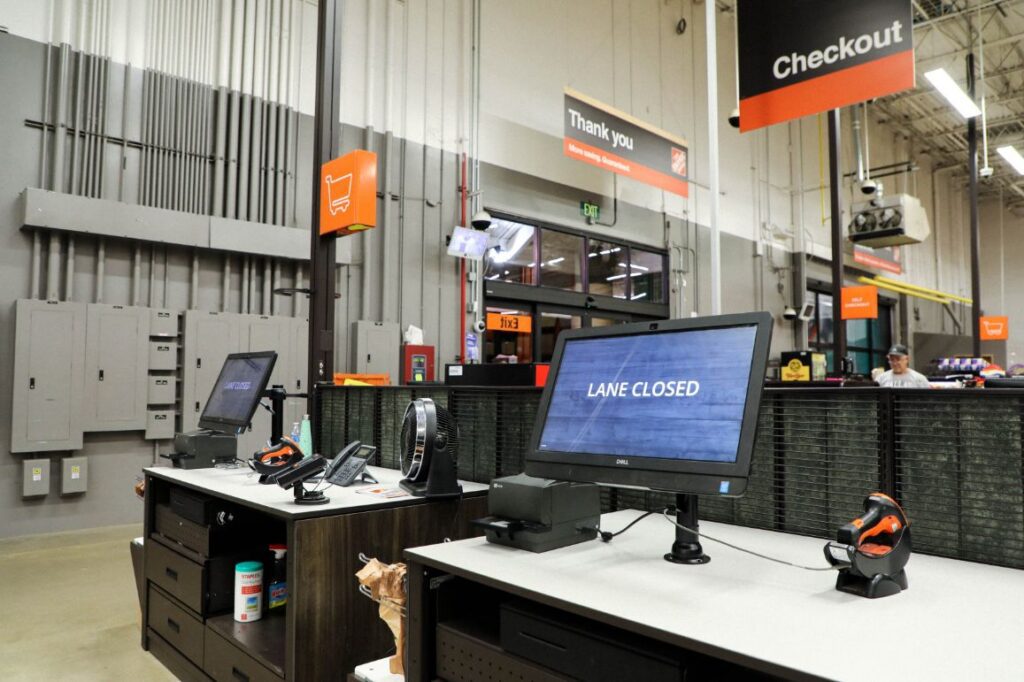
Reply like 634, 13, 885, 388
580, 201, 600, 221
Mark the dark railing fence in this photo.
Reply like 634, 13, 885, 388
316, 385, 1024, 570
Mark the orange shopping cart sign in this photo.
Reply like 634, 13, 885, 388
320, 150, 377, 236
980, 316, 1009, 341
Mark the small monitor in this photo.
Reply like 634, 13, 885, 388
199, 352, 278, 434
526, 313, 772, 497
447, 226, 490, 260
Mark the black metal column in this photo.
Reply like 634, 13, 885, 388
308, 0, 343, 412
967, 53, 982, 357
828, 109, 847, 371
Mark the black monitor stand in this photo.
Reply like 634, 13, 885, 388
664, 494, 710, 564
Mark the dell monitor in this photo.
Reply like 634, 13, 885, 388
198, 351, 278, 435
525, 312, 773, 563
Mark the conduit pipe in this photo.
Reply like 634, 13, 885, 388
223, 255, 231, 312
242, 256, 250, 313
47, 232, 61, 301
30, 232, 41, 300
263, 259, 272, 315
191, 251, 200, 310
149, 245, 156, 307
96, 238, 105, 303
65, 236, 75, 301
132, 244, 141, 306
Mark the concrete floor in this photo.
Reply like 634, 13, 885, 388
0, 524, 176, 681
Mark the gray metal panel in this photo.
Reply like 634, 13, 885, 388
148, 339, 178, 371
147, 376, 177, 405
22, 187, 208, 246
353, 320, 400, 381
84, 304, 149, 432
181, 310, 241, 433
145, 410, 175, 440
11, 299, 86, 453
150, 308, 179, 337
290, 317, 308, 394
61, 456, 88, 495
23, 459, 50, 497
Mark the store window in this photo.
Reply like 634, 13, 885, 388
587, 240, 628, 299
539, 229, 584, 292
539, 311, 582, 362
483, 304, 534, 364
629, 248, 666, 304
806, 290, 892, 374
484, 219, 535, 285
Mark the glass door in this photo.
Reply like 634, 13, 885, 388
537, 306, 583, 362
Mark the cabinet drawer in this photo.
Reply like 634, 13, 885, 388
156, 503, 213, 557
148, 376, 177, 405
148, 628, 211, 682
149, 340, 178, 370
204, 628, 282, 682
148, 585, 205, 666
146, 540, 205, 614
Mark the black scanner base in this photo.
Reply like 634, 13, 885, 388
474, 516, 599, 553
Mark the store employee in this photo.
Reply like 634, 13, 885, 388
875, 344, 930, 388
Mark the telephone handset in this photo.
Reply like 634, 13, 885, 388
325, 440, 378, 487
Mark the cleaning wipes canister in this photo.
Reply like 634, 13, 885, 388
234, 561, 263, 622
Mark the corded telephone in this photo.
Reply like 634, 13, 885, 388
325, 441, 378, 487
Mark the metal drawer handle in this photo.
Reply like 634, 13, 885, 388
231, 667, 250, 681
166, 617, 180, 633
165, 567, 178, 581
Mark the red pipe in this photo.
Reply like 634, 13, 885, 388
459, 153, 468, 362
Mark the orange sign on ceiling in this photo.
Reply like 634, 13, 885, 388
841, 285, 879, 320
319, 150, 377, 237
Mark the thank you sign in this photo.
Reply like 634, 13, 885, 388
563, 88, 689, 197
737, 0, 914, 132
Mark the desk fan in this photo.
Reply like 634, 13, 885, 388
398, 398, 462, 498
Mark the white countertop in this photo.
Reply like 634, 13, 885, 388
145, 464, 488, 520
407, 509, 1024, 681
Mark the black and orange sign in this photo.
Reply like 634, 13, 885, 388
853, 245, 903, 275
980, 316, 1009, 341
487, 313, 532, 334
319, 150, 377, 236
563, 88, 688, 197
841, 285, 879, 320
737, 0, 914, 132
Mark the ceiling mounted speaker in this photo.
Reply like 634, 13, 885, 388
399, 398, 462, 499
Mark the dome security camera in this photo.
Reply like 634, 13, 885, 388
473, 319, 487, 333
728, 107, 740, 129
471, 210, 492, 230
860, 178, 879, 196
783, 306, 798, 321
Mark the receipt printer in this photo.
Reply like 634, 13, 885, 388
162, 430, 238, 469
473, 474, 601, 552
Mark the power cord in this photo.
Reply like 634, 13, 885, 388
661, 509, 840, 572
586, 511, 656, 542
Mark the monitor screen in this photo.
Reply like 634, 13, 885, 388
447, 226, 491, 260
527, 313, 772, 496
199, 352, 278, 434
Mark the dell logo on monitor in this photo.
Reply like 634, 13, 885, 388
616, 458, 630, 466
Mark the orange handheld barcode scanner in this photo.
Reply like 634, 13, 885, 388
824, 492, 911, 599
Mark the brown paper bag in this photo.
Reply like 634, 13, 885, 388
356, 559, 407, 675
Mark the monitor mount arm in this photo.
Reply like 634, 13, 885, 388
665, 494, 710, 564
263, 386, 310, 446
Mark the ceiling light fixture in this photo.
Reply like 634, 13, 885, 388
924, 68, 981, 119
997, 146, 1024, 175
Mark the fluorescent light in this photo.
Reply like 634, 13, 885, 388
546, 257, 565, 266
998, 146, 1024, 175
617, 263, 649, 271
631, 292, 647, 300
606, 274, 628, 281
924, 68, 981, 118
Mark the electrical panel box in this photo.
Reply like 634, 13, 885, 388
148, 376, 177, 405
148, 340, 178, 371
353, 321, 400, 383
182, 311, 242, 433
146, 410, 175, 440
61, 456, 88, 495
11, 299, 87, 453
150, 308, 179, 337
23, 458, 50, 497
84, 304, 150, 431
